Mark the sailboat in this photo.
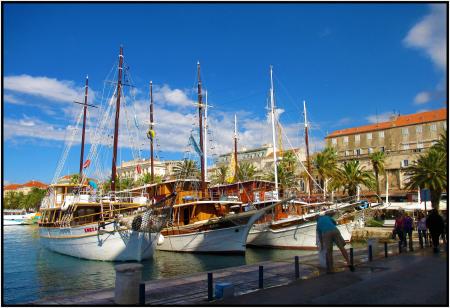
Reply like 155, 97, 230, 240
211, 66, 360, 249
38, 47, 172, 261
130, 62, 283, 254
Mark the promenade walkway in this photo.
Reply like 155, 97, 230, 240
217, 248, 448, 306
33, 242, 448, 306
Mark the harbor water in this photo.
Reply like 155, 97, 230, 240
3, 225, 315, 304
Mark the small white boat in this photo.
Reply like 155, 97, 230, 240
3, 210, 35, 226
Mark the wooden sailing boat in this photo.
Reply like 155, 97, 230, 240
211, 66, 359, 249
38, 47, 173, 261
131, 62, 283, 254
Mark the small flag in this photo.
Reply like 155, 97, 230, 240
136, 165, 142, 174
83, 159, 91, 169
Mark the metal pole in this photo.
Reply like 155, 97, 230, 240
295, 256, 300, 279
349, 248, 354, 267
303, 100, 312, 196
234, 114, 239, 182
269, 65, 279, 200
258, 266, 264, 289
398, 241, 402, 254
197, 62, 206, 197
139, 283, 145, 305
368, 245, 373, 262
207, 272, 213, 301
384, 242, 388, 258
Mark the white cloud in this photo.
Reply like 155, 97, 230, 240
4, 75, 95, 104
365, 111, 397, 124
414, 91, 432, 104
4, 94, 26, 105
403, 4, 447, 70
153, 84, 195, 108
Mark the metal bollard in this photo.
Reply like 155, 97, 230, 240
139, 283, 145, 305
398, 241, 402, 254
258, 266, 264, 289
384, 242, 388, 258
207, 272, 213, 301
114, 263, 143, 305
368, 245, 373, 262
294, 256, 300, 279
349, 248, 354, 267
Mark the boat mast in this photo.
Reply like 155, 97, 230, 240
110, 46, 124, 193
79, 75, 89, 180
204, 90, 208, 182
197, 62, 206, 196
234, 114, 239, 182
269, 66, 279, 200
149, 81, 155, 183
303, 100, 312, 197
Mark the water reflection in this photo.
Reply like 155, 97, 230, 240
3, 225, 317, 304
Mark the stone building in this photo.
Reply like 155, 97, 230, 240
325, 108, 447, 200
117, 158, 183, 181
3, 180, 48, 196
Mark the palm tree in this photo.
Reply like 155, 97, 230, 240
369, 151, 386, 203
405, 148, 447, 210
432, 133, 447, 158
173, 159, 199, 179
265, 152, 298, 195
70, 174, 80, 184
212, 165, 229, 185
237, 162, 257, 182
313, 147, 338, 197
332, 160, 375, 199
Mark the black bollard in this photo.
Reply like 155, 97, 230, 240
207, 272, 213, 301
259, 266, 264, 289
349, 248, 354, 267
398, 241, 402, 254
368, 245, 373, 262
139, 283, 145, 305
384, 242, 388, 258
295, 256, 300, 279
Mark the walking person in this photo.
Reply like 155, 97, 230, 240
417, 211, 428, 249
403, 213, 414, 251
426, 209, 445, 253
316, 212, 354, 273
394, 212, 405, 250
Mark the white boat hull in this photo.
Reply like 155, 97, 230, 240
39, 223, 158, 261
4, 213, 35, 225
156, 224, 251, 254
247, 220, 355, 250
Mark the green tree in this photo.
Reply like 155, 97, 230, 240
369, 151, 386, 203
70, 174, 80, 184
265, 151, 298, 195
432, 133, 447, 159
313, 147, 338, 196
173, 159, 199, 179
212, 165, 229, 185
332, 160, 375, 198
237, 162, 257, 182
136, 173, 163, 186
405, 148, 447, 210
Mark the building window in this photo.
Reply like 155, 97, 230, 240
380, 146, 385, 152
402, 160, 409, 167
402, 127, 409, 135
402, 144, 410, 150
367, 133, 372, 140
379, 131, 385, 138
343, 136, 349, 143
430, 123, 437, 131
416, 125, 422, 133
355, 135, 360, 143
332, 138, 337, 145
345, 150, 351, 156
368, 147, 373, 154
355, 149, 361, 156
443, 122, 447, 130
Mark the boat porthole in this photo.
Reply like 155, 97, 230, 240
235, 229, 239, 232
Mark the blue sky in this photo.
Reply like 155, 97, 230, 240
3, 3, 447, 184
